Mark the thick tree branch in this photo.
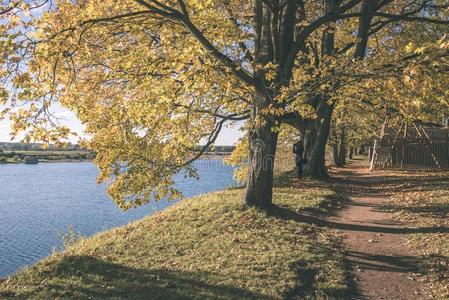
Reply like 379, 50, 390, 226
340, 12, 449, 25
282, 0, 362, 76
173, 0, 255, 86
222, 0, 254, 63
173, 103, 250, 121
179, 16, 255, 86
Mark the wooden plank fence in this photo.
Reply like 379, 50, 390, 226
373, 138, 449, 171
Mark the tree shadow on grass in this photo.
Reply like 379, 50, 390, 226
282, 246, 352, 300
345, 251, 421, 273
1, 255, 274, 300
338, 172, 449, 194
277, 167, 449, 222
269, 204, 449, 234
384, 202, 449, 219
266, 203, 449, 300
422, 254, 449, 283
273, 171, 351, 218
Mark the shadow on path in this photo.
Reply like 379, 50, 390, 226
270, 205, 449, 235
345, 251, 421, 273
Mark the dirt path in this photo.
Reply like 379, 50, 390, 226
328, 159, 428, 299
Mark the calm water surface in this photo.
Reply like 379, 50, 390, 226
0, 160, 236, 277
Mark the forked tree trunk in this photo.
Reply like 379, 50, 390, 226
331, 126, 346, 167
331, 143, 340, 167
244, 118, 278, 209
302, 103, 333, 178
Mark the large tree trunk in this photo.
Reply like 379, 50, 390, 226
244, 116, 278, 209
302, 102, 333, 178
244, 1, 282, 209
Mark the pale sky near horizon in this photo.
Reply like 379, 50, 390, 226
0, 105, 245, 146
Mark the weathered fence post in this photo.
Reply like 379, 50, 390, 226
370, 140, 377, 171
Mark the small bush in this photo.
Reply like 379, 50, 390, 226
60, 225, 83, 249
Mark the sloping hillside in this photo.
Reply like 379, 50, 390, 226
0, 176, 348, 299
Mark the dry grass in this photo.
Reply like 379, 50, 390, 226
385, 173, 449, 298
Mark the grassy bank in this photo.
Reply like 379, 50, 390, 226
385, 173, 449, 298
0, 174, 349, 299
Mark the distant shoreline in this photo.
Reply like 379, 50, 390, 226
0, 142, 235, 164
0, 150, 94, 165
0, 152, 230, 164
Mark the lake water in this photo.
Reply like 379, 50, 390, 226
0, 160, 236, 277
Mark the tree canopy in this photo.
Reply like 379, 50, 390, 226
1, 0, 449, 209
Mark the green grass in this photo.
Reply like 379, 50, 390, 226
0, 175, 349, 299
385, 173, 449, 298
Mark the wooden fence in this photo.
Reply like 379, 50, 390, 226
372, 138, 449, 171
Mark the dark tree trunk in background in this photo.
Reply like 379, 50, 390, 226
304, 0, 375, 174
332, 143, 339, 166
302, 102, 334, 178
331, 129, 346, 167
300, 0, 339, 178
337, 126, 347, 166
